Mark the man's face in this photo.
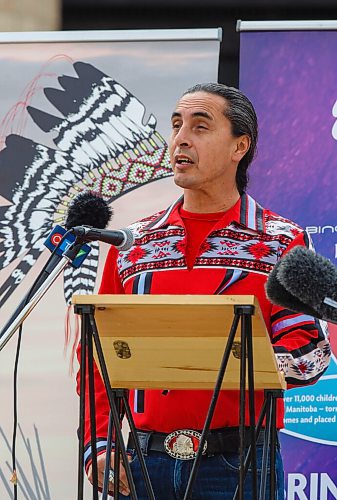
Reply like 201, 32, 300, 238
169, 91, 248, 193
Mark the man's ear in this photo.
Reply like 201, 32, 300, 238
232, 135, 251, 162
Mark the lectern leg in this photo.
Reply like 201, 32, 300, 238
233, 389, 283, 500
246, 314, 257, 499
75, 305, 139, 499
77, 305, 99, 500
237, 306, 258, 500
233, 398, 267, 500
267, 390, 279, 500
87, 325, 99, 500
77, 308, 87, 500
183, 312, 241, 500
113, 392, 123, 499
102, 410, 114, 499
258, 390, 283, 500
88, 313, 139, 499
238, 311, 247, 499
259, 392, 272, 500
122, 393, 156, 500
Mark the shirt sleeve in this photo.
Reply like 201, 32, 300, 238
270, 231, 331, 386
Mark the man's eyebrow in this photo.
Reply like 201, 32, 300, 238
171, 111, 213, 120
171, 112, 181, 120
192, 111, 213, 120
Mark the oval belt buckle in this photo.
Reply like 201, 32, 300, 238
164, 429, 207, 460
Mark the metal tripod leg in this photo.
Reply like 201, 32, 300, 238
88, 310, 161, 499
87, 322, 99, 500
102, 410, 114, 499
77, 307, 87, 500
183, 312, 241, 500
233, 388, 283, 500
86, 312, 138, 499
77, 305, 99, 500
259, 390, 282, 500
236, 305, 257, 500
240, 306, 258, 500
122, 393, 155, 499
76, 305, 139, 499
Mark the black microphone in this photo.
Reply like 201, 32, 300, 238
274, 246, 337, 324
66, 191, 134, 250
70, 226, 134, 251
65, 191, 112, 230
265, 259, 323, 319
37, 191, 113, 287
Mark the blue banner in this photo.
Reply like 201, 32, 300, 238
240, 29, 337, 499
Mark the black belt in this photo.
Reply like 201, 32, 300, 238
128, 428, 272, 458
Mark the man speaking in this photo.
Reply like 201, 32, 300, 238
77, 83, 330, 498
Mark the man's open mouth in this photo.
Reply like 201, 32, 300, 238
176, 156, 193, 165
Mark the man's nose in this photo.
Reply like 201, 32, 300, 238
174, 126, 191, 147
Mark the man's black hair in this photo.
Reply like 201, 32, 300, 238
183, 83, 258, 194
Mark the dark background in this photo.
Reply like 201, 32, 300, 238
62, 0, 337, 86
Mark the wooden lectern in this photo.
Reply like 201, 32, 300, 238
73, 294, 285, 500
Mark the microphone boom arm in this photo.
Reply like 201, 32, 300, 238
0, 241, 83, 351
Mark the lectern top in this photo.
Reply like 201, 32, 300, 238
72, 294, 264, 339
72, 294, 257, 307
72, 294, 285, 390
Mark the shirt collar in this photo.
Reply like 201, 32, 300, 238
143, 193, 266, 234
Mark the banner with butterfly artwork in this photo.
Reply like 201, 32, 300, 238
238, 21, 337, 499
0, 29, 221, 499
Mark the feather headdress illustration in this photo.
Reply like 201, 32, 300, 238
0, 61, 172, 306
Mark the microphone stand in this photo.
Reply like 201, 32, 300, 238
1, 237, 104, 497
0, 240, 84, 351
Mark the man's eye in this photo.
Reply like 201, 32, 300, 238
197, 125, 207, 130
172, 123, 180, 129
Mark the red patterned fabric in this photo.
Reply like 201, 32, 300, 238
77, 194, 330, 469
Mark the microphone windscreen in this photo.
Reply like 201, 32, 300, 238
277, 246, 337, 310
65, 191, 112, 230
266, 261, 322, 318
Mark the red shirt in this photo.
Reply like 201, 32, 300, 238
78, 194, 330, 468
179, 206, 226, 269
